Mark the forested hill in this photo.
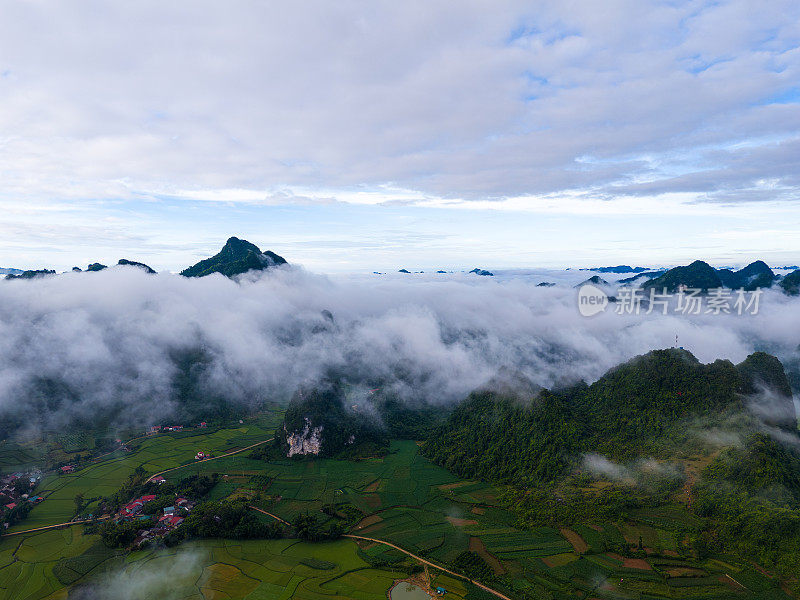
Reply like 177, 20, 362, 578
421, 348, 796, 486
274, 382, 388, 459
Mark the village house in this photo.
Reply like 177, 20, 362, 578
121, 494, 157, 516
151, 476, 166, 485
61, 465, 75, 474
158, 513, 184, 527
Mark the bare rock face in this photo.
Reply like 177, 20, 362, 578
285, 418, 323, 457
279, 381, 388, 458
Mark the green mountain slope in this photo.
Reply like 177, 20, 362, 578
181, 237, 287, 278
422, 348, 795, 486
643, 260, 723, 292
780, 269, 800, 295
117, 259, 156, 273
272, 382, 388, 459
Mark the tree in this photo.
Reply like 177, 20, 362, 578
13, 478, 30, 495
74, 493, 85, 515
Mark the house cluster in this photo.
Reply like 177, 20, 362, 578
195, 451, 211, 460
61, 465, 76, 474
0, 471, 43, 524
157, 502, 187, 528
127, 494, 195, 547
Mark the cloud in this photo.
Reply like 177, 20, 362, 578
2, 265, 800, 436
0, 0, 797, 208
70, 548, 204, 600
582, 454, 633, 482
581, 454, 683, 486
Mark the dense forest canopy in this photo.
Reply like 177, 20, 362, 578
422, 349, 797, 486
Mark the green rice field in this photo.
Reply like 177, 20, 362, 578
0, 418, 794, 599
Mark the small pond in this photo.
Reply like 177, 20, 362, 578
389, 582, 431, 600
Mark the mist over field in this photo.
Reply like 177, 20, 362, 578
1, 264, 798, 436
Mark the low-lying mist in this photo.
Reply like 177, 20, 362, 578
1, 265, 799, 437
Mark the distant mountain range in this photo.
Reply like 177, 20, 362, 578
3, 237, 288, 281
585, 261, 800, 294
4, 269, 56, 280
581, 265, 649, 273
4, 244, 800, 294
618, 270, 666, 283
640, 259, 794, 293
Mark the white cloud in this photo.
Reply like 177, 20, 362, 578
1, 266, 800, 435
0, 0, 797, 207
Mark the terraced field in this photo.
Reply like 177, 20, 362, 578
0, 529, 464, 600
228, 442, 791, 600
1, 423, 795, 599
5, 410, 283, 534
0, 526, 97, 599
0, 443, 43, 473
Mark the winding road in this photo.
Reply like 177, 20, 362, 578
1, 515, 110, 537
248, 506, 514, 600
5, 437, 515, 600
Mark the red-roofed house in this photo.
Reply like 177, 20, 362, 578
61, 465, 75, 474
123, 501, 143, 515
122, 495, 158, 516
4, 503, 16, 510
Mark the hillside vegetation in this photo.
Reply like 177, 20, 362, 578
423, 349, 794, 485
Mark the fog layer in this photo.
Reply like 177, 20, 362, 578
1, 266, 798, 434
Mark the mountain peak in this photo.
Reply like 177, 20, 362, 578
181, 237, 287, 278
644, 259, 722, 292
221, 236, 261, 255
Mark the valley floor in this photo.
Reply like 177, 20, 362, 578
0, 415, 794, 600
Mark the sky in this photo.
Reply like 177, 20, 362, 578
1, 0, 799, 272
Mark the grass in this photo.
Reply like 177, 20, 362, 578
1, 415, 795, 599
0, 528, 438, 600
0, 441, 43, 473
6, 411, 282, 533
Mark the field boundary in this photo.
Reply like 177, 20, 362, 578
1, 515, 110, 538
248, 506, 514, 600
144, 438, 273, 483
